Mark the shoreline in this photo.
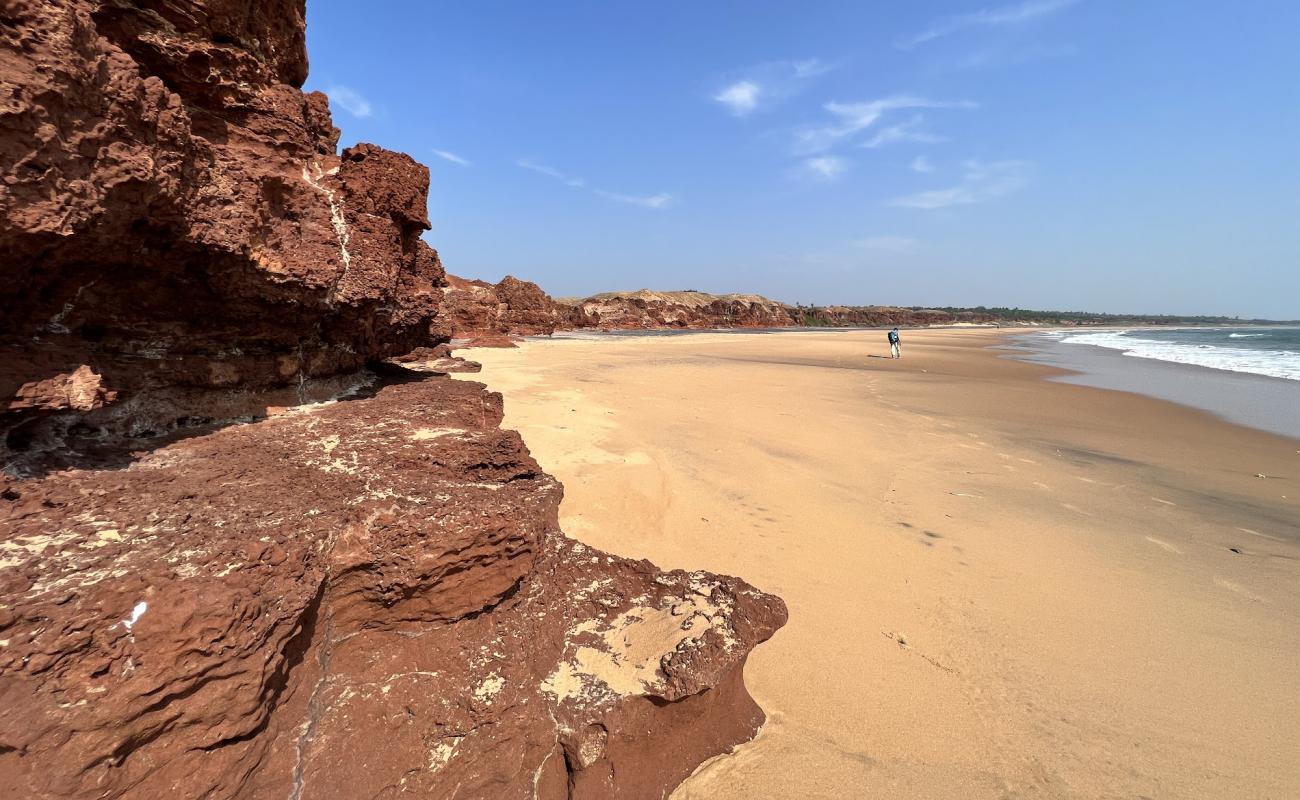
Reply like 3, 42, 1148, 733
539, 324, 1300, 442
461, 328, 1300, 798
1004, 330, 1300, 440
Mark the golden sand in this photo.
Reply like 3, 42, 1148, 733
460, 329, 1300, 798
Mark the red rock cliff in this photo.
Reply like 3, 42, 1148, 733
0, 2, 786, 797
1, 0, 443, 466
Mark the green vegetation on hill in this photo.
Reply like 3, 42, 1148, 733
790, 303, 1296, 328
913, 306, 1294, 325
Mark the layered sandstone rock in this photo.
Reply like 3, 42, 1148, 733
0, 377, 785, 799
0, 2, 786, 798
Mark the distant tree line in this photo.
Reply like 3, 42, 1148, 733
911, 306, 1291, 325
789, 303, 1294, 327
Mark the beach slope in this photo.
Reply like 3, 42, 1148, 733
465, 328, 1300, 799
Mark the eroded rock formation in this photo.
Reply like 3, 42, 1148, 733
0, 379, 784, 799
555, 290, 799, 331
440, 275, 559, 346
1, 0, 443, 469
0, 1, 786, 797
438, 284, 807, 344
434, 282, 1010, 341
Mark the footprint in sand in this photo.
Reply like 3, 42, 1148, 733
1145, 536, 1182, 554
1236, 526, 1285, 542
1213, 576, 1266, 603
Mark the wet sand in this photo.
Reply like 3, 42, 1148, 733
461, 329, 1300, 799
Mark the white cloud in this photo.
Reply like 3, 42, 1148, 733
711, 58, 834, 117
804, 156, 846, 179
910, 155, 935, 173
714, 81, 762, 116
326, 85, 373, 118
594, 190, 675, 209
891, 159, 1031, 209
857, 236, 920, 253
898, 0, 1080, 49
432, 149, 471, 167
861, 115, 945, 148
794, 95, 975, 154
517, 158, 585, 187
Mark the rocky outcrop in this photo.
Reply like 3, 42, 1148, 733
1, 0, 443, 470
389, 343, 484, 374
0, 377, 785, 799
434, 284, 1005, 340
440, 275, 559, 346
556, 290, 799, 331
0, 1, 786, 798
551, 293, 1001, 332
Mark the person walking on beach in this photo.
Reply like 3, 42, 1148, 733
888, 327, 901, 359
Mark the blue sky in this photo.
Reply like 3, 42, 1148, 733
304, 1, 1299, 318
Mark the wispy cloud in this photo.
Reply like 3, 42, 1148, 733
711, 58, 835, 117
326, 85, 373, 118
952, 42, 1081, 70
517, 158, 585, 187
897, 0, 1080, 49
432, 149, 471, 167
910, 155, 935, 173
794, 95, 976, 154
804, 156, 847, 180
861, 115, 944, 148
791, 58, 834, 79
891, 159, 1031, 209
857, 236, 921, 253
594, 190, 675, 209
519, 159, 673, 209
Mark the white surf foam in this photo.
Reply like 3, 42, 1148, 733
1052, 330, 1300, 381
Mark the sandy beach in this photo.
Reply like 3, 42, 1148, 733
462, 329, 1300, 799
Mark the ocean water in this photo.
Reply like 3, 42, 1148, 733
1044, 327, 1300, 382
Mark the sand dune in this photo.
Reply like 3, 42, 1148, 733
463, 329, 1300, 799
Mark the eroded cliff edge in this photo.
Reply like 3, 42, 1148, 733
0, 1, 786, 797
